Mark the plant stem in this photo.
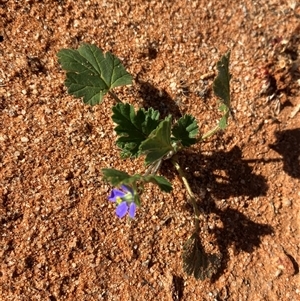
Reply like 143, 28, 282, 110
199, 124, 221, 142
171, 157, 200, 231
199, 109, 232, 142
144, 159, 162, 176
108, 91, 123, 103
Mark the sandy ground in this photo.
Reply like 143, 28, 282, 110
0, 1, 300, 300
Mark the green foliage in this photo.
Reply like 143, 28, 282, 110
102, 168, 172, 193
102, 168, 139, 187
57, 43, 132, 105
112, 105, 199, 164
218, 113, 229, 129
172, 114, 199, 147
139, 116, 174, 165
213, 51, 231, 129
112, 103, 161, 158
143, 175, 172, 193
59, 43, 234, 281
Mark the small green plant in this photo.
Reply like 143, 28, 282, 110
58, 43, 232, 280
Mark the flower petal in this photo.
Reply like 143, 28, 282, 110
108, 188, 125, 202
115, 201, 128, 218
128, 202, 136, 218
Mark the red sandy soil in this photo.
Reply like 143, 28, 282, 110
1, 1, 299, 300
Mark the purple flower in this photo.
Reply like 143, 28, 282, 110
108, 185, 137, 218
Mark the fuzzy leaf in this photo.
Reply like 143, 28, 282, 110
112, 103, 160, 158
102, 168, 141, 187
143, 175, 172, 192
172, 114, 199, 147
213, 51, 231, 128
218, 112, 230, 129
102, 169, 172, 193
213, 51, 231, 107
183, 233, 222, 280
140, 116, 174, 165
57, 43, 132, 105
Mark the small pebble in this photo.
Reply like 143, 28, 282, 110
0, 134, 8, 141
282, 198, 292, 207
21, 137, 29, 143
276, 252, 296, 277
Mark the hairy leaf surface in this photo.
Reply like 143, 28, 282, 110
58, 43, 132, 105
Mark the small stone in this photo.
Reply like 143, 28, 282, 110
169, 81, 177, 91
276, 252, 297, 277
282, 198, 292, 207
21, 136, 29, 143
0, 134, 8, 141
274, 269, 282, 278
14, 151, 21, 158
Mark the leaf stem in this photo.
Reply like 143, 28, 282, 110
199, 124, 221, 142
108, 91, 123, 103
144, 159, 163, 176
171, 157, 200, 231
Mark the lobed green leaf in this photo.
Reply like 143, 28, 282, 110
102, 169, 172, 195
172, 114, 199, 147
112, 103, 161, 158
102, 168, 141, 187
143, 175, 172, 193
140, 116, 174, 166
57, 43, 132, 105
213, 51, 231, 128
213, 51, 231, 107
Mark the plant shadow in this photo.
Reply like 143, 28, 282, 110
164, 145, 274, 280
210, 204, 273, 282
171, 129, 299, 280
135, 76, 298, 281
136, 80, 182, 120
269, 128, 300, 178
178, 145, 269, 200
